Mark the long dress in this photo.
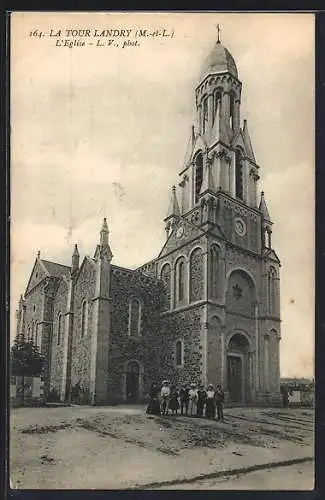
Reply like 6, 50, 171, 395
169, 390, 180, 413
206, 390, 216, 418
146, 386, 161, 415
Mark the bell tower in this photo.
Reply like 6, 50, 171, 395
178, 28, 260, 216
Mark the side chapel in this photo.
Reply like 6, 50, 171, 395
15, 33, 282, 406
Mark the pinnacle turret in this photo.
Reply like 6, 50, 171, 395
259, 191, 271, 222
165, 186, 180, 220
71, 244, 80, 274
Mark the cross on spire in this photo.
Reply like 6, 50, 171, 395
216, 23, 222, 44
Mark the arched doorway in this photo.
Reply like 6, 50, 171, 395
126, 361, 140, 404
227, 333, 250, 404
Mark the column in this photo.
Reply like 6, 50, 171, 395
203, 249, 208, 301
90, 256, 112, 405
197, 103, 202, 135
202, 320, 208, 387
171, 262, 176, 310
229, 152, 236, 198
208, 93, 214, 130
218, 255, 226, 302
263, 334, 270, 393
233, 99, 240, 132
248, 351, 255, 402
220, 325, 226, 387
243, 159, 250, 204
61, 277, 74, 402
222, 92, 230, 137
254, 302, 260, 392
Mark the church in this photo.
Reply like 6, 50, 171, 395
15, 34, 282, 406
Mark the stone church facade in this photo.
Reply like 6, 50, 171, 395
15, 37, 282, 406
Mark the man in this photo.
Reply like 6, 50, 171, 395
197, 384, 207, 418
179, 385, 189, 416
215, 384, 225, 421
160, 380, 171, 415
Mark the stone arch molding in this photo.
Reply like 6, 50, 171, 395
208, 314, 224, 327
226, 329, 251, 349
226, 267, 257, 291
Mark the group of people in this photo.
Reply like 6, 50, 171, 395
146, 380, 225, 421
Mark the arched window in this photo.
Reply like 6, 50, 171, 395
57, 313, 63, 345
31, 321, 35, 343
229, 92, 235, 130
210, 245, 220, 299
35, 324, 40, 348
202, 96, 208, 134
190, 248, 204, 302
214, 89, 222, 121
160, 263, 171, 310
235, 149, 244, 200
194, 152, 203, 203
268, 267, 277, 315
128, 298, 141, 336
175, 340, 183, 367
177, 259, 186, 303
81, 300, 88, 337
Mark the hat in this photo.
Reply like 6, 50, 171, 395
190, 383, 196, 388
162, 380, 168, 385
208, 384, 214, 389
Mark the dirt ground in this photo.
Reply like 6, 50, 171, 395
158, 461, 314, 490
10, 405, 314, 490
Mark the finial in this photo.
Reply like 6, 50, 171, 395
261, 191, 265, 197
216, 23, 222, 44
172, 185, 176, 192
101, 217, 108, 231
73, 243, 79, 256
37, 250, 40, 259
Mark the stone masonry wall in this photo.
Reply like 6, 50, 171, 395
108, 269, 165, 403
160, 304, 204, 388
70, 259, 96, 398
50, 278, 69, 395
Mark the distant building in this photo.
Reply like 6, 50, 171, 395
16, 35, 282, 405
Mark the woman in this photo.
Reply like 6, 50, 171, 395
169, 385, 180, 415
146, 383, 161, 415
206, 384, 216, 419
188, 383, 198, 416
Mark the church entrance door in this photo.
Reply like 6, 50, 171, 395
227, 355, 242, 403
126, 361, 139, 404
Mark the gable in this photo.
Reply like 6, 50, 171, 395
190, 134, 207, 162
232, 130, 247, 155
25, 259, 49, 295
264, 249, 281, 265
75, 256, 96, 284
232, 129, 256, 163
158, 216, 206, 260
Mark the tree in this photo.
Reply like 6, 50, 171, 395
10, 334, 45, 401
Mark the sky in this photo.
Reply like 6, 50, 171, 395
11, 12, 315, 378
